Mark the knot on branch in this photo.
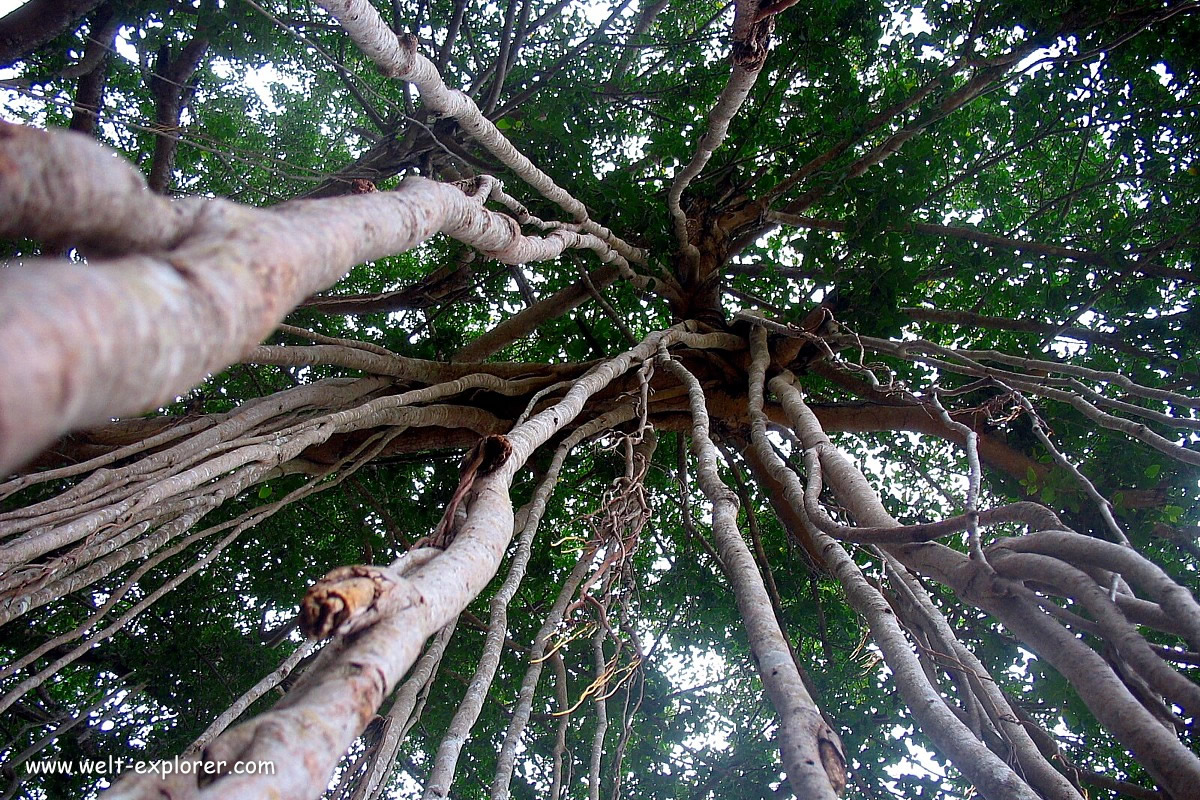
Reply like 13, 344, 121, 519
299, 564, 423, 638
731, 15, 774, 70
950, 550, 1010, 600
386, 32, 421, 78
734, 303, 841, 372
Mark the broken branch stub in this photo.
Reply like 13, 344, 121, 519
299, 564, 425, 639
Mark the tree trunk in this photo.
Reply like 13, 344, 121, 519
0, 0, 105, 67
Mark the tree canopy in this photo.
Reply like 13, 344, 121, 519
0, 1, 1198, 799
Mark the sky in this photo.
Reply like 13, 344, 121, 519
0, 1, 23, 16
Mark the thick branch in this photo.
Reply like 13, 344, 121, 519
0, 125, 632, 475
66, 7, 117, 136
453, 266, 620, 361
314, 0, 648, 270
108, 327, 706, 799
0, 0, 105, 67
761, 348, 1044, 800
147, 33, 211, 194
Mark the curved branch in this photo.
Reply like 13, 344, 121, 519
992, 530, 1200, 650
0, 125, 639, 475
667, 0, 772, 271
758, 359, 1044, 800
314, 0, 648, 270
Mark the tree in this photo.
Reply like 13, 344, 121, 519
0, 0, 1198, 798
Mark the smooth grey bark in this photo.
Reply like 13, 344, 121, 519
662, 345, 843, 799
0, 125, 633, 475
770, 370, 1200, 798
421, 433, 578, 798
108, 328, 727, 799
765, 363, 1048, 800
